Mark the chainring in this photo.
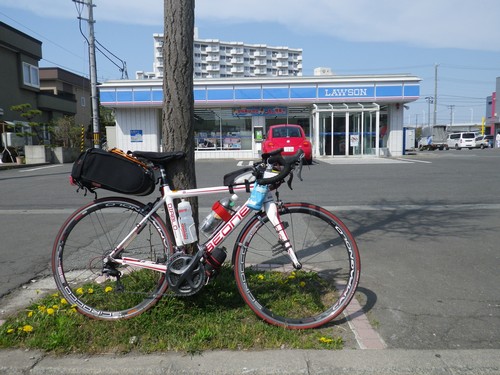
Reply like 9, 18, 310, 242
166, 253, 206, 296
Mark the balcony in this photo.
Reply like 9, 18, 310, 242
37, 92, 76, 114
206, 55, 220, 62
206, 65, 220, 72
230, 48, 244, 55
206, 46, 219, 53
230, 58, 244, 64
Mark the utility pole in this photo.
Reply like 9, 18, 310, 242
74, 0, 100, 148
425, 96, 434, 127
433, 64, 439, 127
448, 105, 455, 128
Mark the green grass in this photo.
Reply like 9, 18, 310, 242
0, 266, 345, 354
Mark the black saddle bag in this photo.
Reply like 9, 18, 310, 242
71, 148, 156, 196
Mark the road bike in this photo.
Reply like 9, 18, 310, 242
51, 149, 360, 329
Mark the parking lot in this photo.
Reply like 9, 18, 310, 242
1, 148, 499, 350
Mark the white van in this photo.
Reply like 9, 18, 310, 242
446, 132, 476, 150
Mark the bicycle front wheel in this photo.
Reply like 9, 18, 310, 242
233, 202, 360, 329
52, 197, 174, 320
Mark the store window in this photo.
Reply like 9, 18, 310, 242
194, 109, 252, 151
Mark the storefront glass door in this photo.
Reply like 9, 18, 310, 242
316, 103, 380, 157
320, 113, 348, 156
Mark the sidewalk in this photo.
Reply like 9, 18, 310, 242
1, 348, 499, 374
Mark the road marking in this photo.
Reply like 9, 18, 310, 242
0, 209, 78, 214
237, 161, 253, 166
394, 158, 432, 164
317, 158, 413, 165
323, 203, 500, 212
19, 165, 64, 172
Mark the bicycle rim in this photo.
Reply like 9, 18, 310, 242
233, 202, 360, 329
52, 197, 173, 320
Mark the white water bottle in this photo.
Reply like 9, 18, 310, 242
178, 200, 197, 244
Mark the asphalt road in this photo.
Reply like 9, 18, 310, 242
0, 149, 499, 351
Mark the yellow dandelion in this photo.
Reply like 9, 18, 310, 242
46, 308, 55, 315
38, 305, 46, 313
52, 305, 59, 310
22, 325, 34, 333
87, 288, 94, 294
60, 298, 68, 305
51, 292, 59, 298
6, 328, 14, 334
299, 281, 306, 287
319, 337, 333, 344
68, 307, 77, 314
76, 287, 84, 295
104, 286, 113, 293
27, 311, 33, 318
257, 274, 265, 280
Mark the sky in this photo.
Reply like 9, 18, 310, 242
1, 0, 499, 126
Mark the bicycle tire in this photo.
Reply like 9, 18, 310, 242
233, 202, 360, 329
52, 197, 174, 320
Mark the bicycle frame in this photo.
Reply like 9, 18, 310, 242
106, 175, 299, 273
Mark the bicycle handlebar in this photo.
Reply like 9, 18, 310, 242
256, 149, 304, 186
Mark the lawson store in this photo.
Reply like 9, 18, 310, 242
99, 74, 420, 159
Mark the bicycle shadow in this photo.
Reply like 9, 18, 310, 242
332, 286, 377, 325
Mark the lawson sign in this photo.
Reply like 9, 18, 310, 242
321, 86, 374, 99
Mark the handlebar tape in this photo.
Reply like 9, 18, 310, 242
256, 149, 304, 185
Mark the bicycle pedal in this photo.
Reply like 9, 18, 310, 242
102, 267, 121, 278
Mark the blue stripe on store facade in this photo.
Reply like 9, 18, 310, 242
100, 83, 419, 105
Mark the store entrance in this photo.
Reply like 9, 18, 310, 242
316, 103, 381, 157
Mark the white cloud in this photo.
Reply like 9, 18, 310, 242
3, 0, 499, 52
196, 0, 500, 52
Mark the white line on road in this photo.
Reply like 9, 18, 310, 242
394, 158, 432, 164
19, 165, 64, 172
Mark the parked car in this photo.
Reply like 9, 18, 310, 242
262, 124, 312, 164
446, 132, 476, 150
475, 135, 493, 149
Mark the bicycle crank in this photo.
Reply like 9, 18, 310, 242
165, 253, 206, 296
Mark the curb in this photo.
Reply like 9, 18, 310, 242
1, 348, 499, 375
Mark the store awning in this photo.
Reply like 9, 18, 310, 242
312, 103, 380, 113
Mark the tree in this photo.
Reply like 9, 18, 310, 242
52, 116, 82, 148
162, 1, 197, 207
10, 103, 44, 145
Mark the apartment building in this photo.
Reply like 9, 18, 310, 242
136, 33, 302, 79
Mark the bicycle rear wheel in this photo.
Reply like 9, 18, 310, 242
233, 202, 360, 329
52, 197, 174, 320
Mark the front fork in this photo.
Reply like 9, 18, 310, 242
264, 199, 302, 270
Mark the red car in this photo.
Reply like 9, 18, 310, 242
262, 124, 312, 164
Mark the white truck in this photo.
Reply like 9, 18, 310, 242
417, 125, 448, 151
